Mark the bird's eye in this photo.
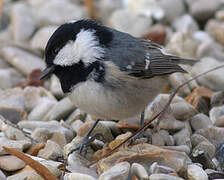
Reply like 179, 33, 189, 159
52, 48, 60, 55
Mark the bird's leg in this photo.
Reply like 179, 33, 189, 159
130, 110, 151, 144
69, 119, 101, 157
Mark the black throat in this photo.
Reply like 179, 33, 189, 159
54, 61, 105, 93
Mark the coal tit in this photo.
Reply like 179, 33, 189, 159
40, 19, 194, 153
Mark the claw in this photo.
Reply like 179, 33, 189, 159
68, 119, 102, 157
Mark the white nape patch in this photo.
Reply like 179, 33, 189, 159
54, 29, 105, 66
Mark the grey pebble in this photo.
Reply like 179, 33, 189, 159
108, 9, 152, 37
187, 164, 208, 180
149, 162, 175, 175
131, 163, 149, 180
10, 2, 36, 41
99, 162, 130, 180
38, 140, 63, 160
149, 173, 184, 180
0, 46, 45, 75
190, 113, 213, 131
43, 97, 76, 121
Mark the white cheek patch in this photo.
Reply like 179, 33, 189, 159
54, 29, 105, 66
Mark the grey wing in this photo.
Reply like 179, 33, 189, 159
104, 29, 195, 79
128, 40, 188, 78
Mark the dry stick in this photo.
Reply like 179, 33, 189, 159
0, 115, 36, 143
88, 63, 224, 167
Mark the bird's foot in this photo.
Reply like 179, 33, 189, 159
70, 133, 104, 157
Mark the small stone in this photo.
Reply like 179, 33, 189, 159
66, 109, 86, 125
71, 120, 84, 134
193, 31, 213, 43
166, 32, 199, 58
7, 170, 40, 180
66, 153, 98, 178
216, 10, 224, 21
50, 132, 67, 148
31, 128, 52, 142
0, 68, 24, 89
142, 24, 166, 45
211, 91, 224, 107
19, 120, 73, 142
196, 41, 224, 61
99, 162, 130, 180
190, 113, 213, 131
206, 19, 224, 46
0, 58, 9, 69
160, 117, 185, 131
149, 173, 184, 180
0, 106, 27, 124
100, 121, 122, 136
149, 162, 175, 175
173, 127, 192, 149
209, 105, 224, 126
172, 14, 199, 33
0, 155, 25, 171
191, 57, 224, 91
131, 163, 148, 180
43, 97, 76, 121
158, 130, 175, 146
162, 145, 191, 155
28, 97, 57, 121
0, 120, 28, 141
49, 75, 64, 98
171, 101, 196, 121
98, 143, 189, 174
191, 134, 210, 148
0, 87, 25, 109
196, 126, 224, 146
187, 164, 208, 180
189, 0, 219, 22
0, 137, 31, 155
169, 73, 192, 97
10, 2, 36, 41
23, 86, 56, 112
36, 0, 89, 26
30, 26, 58, 50
0, 46, 45, 75
77, 121, 114, 143
38, 140, 63, 160
193, 141, 216, 158
158, 0, 185, 23
125, 0, 164, 20
64, 173, 97, 180
108, 9, 152, 37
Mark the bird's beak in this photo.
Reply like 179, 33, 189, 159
39, 65, 56, 80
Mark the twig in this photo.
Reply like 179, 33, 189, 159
0, 115, 37, 143
88, 63, 224, 166
84, 0, 95, 19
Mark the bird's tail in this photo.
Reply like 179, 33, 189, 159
168, 55, 198, 65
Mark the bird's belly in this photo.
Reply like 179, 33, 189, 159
69, 78, 167, 120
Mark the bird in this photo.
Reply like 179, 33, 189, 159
40, 19, 195, 155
